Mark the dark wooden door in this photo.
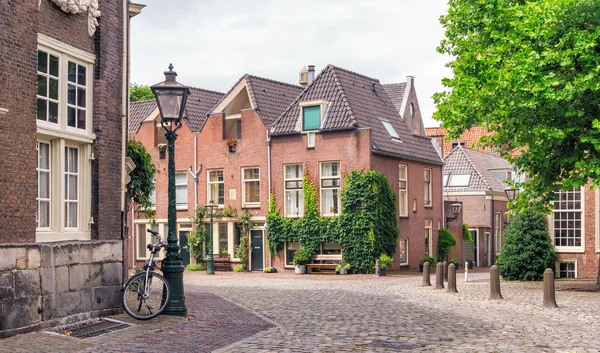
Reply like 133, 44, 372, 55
179, 231, 190, 266
250, 230, 263, 271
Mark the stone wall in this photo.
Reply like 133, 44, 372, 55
0, 240, 123, 338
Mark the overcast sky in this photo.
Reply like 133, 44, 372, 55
130, 0, 451, 128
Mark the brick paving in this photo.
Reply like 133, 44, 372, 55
0, 270, 599, 352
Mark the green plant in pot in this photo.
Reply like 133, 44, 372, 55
378, 253, 393, 276
419, 256, 437, 272
336, 262, 350, 275
292, 248, 311, 275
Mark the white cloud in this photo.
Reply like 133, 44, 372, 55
131, 0, 452, 127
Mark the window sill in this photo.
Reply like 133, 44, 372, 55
554, 247, 585, 254
36, 231, 91, 242
399, 215, 409, 219
400, 263, 410, 267
424, 205, 433, 209
285, 215, 304, 219
243, 204, 260, 209
176, 206, 188, 211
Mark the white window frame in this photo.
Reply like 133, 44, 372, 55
495, 212, 502, 255
284, 241, 300, 268
307, 131, 315, 148
36, 141, 52, 230
399, 238, 409, 266
424, 168, 433, 207
425, 220, 433, 257
242, 167, 261, 208
550, 188, 585, 253
284, 164, 304, 218
223, 113, 242, 140
207, 169, 225, 206
320, 161, 341, 217
175, 171, 188, 210
135, 222, 167, 261
211, 221, 243, 261
447, 173, 471, 187
399, 164, 408, 217
64, 145, 80, 230
381, 120, 401, 141
555, 260, 577, 279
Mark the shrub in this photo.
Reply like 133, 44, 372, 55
462, 223, 472, 241
186, 263, 205, 271
378, 253, 393, 270
292, 248, 312, 266
496, 211, 555, 281
264, 266, 273, 273
436, 228, 456, 262
234, 264, 246, 272
420, 256, 437, 265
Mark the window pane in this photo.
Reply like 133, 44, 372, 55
68, 107, 76, 127
137, 224, 147, 258
37, 51, 48, 73
49, 79, 59, 100
77, 109, 86, 130
49, 55, 59, 77
218, 223, 228, 253
68, 62, 77, 82
285, 164, 302, 179
37, 99, 47, 121
322, 162, 339, 177
209, 170, 223, 182
78, 65, 86, 86
37, 75, 47, 97
77, 87, 86, 107
302, 105, 321, 131
176, 173, 186, 184
39, 143, 49, 169
39, 172, 49, 198
67, 202, 77, 227
382, 120, 400, 138
244, 168, 259, 180
68, 175, 77, 199
321, 189, 339, 215
39, 201, 49, 228
68, 85, 76, 104
48, 102, 58, 124
176, 185, 187, 205
245, 180, 260, 203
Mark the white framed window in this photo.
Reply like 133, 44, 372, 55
425, 220, 433, 257
242, 167, 260, 207
551, 188, 584, 252
175, 172, 188, 209
447, 173, 471, 187
66, 60, 88, 130
382, 120, 401, 142
451, 141, 465, 149
399, 164, 408, 217
64, 146, 79, 229
136, 222, 166, 261
149, 183, 156, 208
307, 131, 315, 148
223, 114, 242, 140
210, 222, 242, 260
557, 261, 577, 278
399, 238, 408, 265
495, 212, 502, 254
320, 161, 341, 216
285, 241, 300, 267
301, 105, 321, 131
208, 169, 224, 205
284, 164, 304, 217
37, 50, 60, 124
424, 168, 432, 207
37, 141, 51, 229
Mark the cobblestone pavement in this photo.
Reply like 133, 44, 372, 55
1, 270, 599, 353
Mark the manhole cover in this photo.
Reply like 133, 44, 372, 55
369, 340, 426, 350
50, 318, 132, 339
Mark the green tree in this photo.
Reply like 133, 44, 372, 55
126, 139, 156, 219
130, 83, 154, 102
496, 212, 556, 281
436, 228, 456, 263
435, 0, 600, 212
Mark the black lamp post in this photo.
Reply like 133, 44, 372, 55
150, 64, 190, 316
446, 202, 463, 224
205, 200, 216, 275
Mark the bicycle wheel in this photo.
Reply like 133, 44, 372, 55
122, 271, 170, 320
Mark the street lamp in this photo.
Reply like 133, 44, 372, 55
446, 202, 463, 224
150, 64, 190, 316
205, 200, 217, 275
504, 187, 518, 202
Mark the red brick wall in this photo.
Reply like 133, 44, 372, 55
371, 154, 443, 270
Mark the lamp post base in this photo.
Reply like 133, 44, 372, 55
207, 254, 215, 275
161, 258, 187, 316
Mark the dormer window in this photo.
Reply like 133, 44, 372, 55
302, 106, 321, 131
381, 120, 401, 142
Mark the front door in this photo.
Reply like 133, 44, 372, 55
250, 229, 264, 272
179, 231, 190, 266
484, 232, 490, 267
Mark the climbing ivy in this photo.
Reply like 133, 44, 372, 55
266, 170, 399, 274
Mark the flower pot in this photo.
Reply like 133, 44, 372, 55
379, 268, 387, 276
295, 265, 307, 274
159, 149, 166, 159
228, 145, 236, 153
419, 264, 423, 272
339, 267, 347, 275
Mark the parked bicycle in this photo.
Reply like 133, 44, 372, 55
122, 229, 171, 320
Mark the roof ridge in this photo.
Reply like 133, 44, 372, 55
189, 86, 225, 96
382, 82, 407, 87
329, 64, 381, 84
457, 146, 491, 190
245, 73, 302, 89
130, 99, 156, 104
329, 66, 359, 127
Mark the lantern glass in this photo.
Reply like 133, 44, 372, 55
504, 188, 517, 202
450, 202, 462, 216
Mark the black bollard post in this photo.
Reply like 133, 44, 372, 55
489, 265, 503, 300
543, 268, 558, 308
435, 262, 444, 289
422, 262, 431, 286
447, 263, 458, 293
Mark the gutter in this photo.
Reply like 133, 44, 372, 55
371, 149, 445, 166
266, 128, 272, 267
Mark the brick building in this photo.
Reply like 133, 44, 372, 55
426, 127, 600, 279
0, 0, 140, 337
129, 65, 454, 273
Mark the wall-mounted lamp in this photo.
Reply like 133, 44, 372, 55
504, 187, 518, 202
446, 202, 462, 223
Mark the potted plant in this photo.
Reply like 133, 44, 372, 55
467, 259, 474, 269
419, 256, 436, 272
378, 253, 393, 276
226, 136, 237, 152
158, 144, 167, 159
292, 248, 311, 274
451, 257, 460, 268
336, 262, 350, 275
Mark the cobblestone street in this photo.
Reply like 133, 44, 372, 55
1, 271, 599, 352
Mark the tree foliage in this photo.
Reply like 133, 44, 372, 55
126, 140, 156, 219
496, 211, 556, 281
130, 83, 154, 102
435, 0, 600, 212
436, 228, 456, 263
266, 170, 399, 274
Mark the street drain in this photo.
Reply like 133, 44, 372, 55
368, 340, 426, 350
50, 318, 132, 339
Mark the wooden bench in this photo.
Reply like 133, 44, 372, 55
211, 253, 231, 271
307, 254, 342, 274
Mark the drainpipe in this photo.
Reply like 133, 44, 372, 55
266, 128, 272, 267
490, 192, 495, 265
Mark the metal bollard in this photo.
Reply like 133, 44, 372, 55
435, 262, 444, 289
464, 261, 469, 282
447, 263, 458, 293
543, 268, 558, 308
422, 262, 431, 286
489, 265, 503, 300
443, 261, 448, 282
375, 259, 380, 277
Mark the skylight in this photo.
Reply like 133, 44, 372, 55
381, 120, 400, 140
448, 174, 471, 187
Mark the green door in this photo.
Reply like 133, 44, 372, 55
179, 231, 190, 266
250, 229, 263, 271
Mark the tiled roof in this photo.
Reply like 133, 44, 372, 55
129, 99, 156, 133
129, 88, 224, 134
443, 146, 512, 192
382, 83, 406, 114
272, 65, 443, 165
245, 75, 304, 126
425, 126, 493, 158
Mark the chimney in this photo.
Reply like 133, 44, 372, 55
299, 66, 308, 86
307, 65, 315, 85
